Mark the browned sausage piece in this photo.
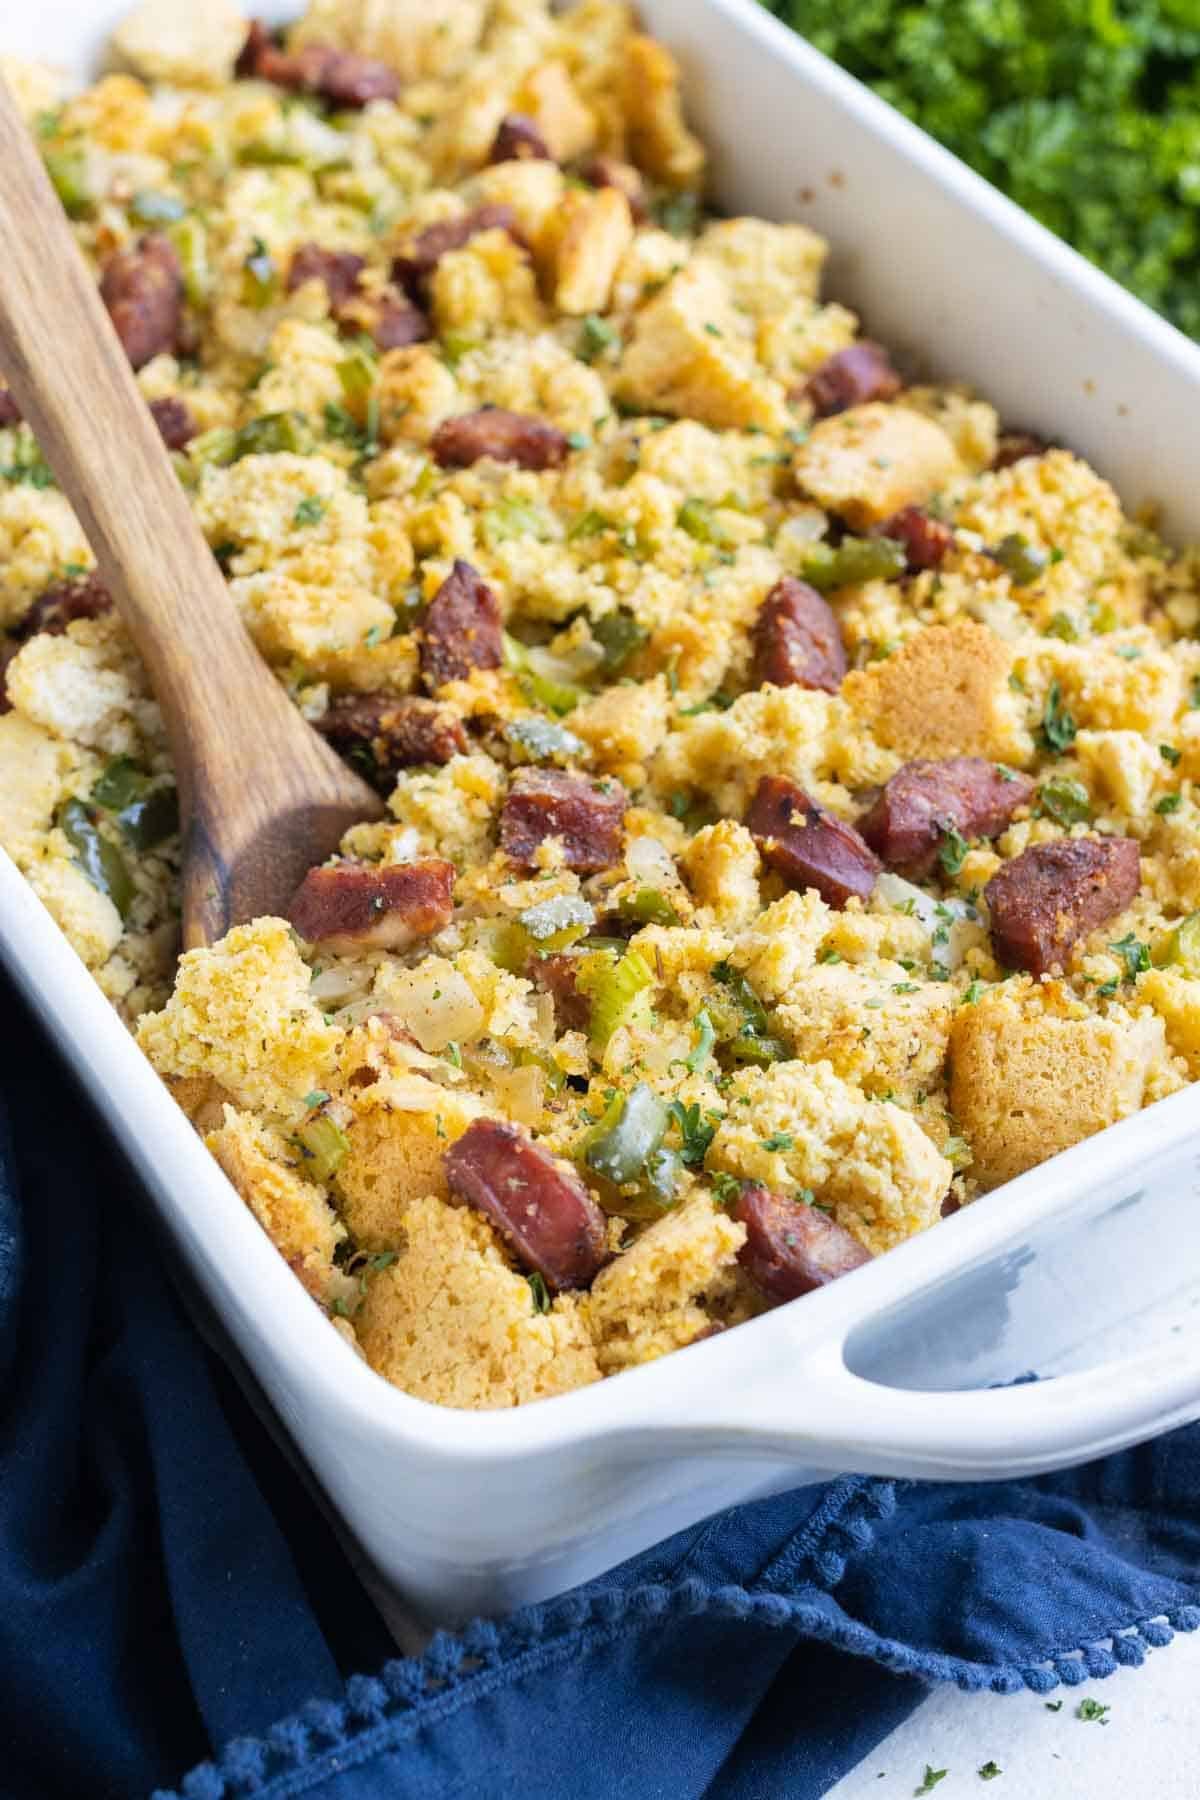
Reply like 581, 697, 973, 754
803, 342, 902, 418
858, 757, 1035, 876
99, 234, 183, 370
20, 572, 113, 639
286, 858, 455, 953
747, 774, 879, 908
751, 576, 846, 693
430, 407, 570, 472
876, 505, 953, 572
419, 559, 504, 691
445, 1117, 608, 1291
735, 1183, 871, 1304
992, 431, 1048, 471
985, 837, 1141, 976
364, 293, 432, 350
148, 396, 197, 451
578, 155, 649, 221
391, 204, 522, 299
237, 23, 399, 106
529, 952, 591, 1032
315, 692, 467, 788
489, 113, 553, 164
0, 388, 21, 428
501, 769, 627, 874
287, 243, 366, 310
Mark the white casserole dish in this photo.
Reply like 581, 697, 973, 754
5, 0, 1200, 1627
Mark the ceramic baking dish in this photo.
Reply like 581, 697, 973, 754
5, 0, 1200, 1627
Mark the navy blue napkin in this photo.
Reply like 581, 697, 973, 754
2, 961, 1198, 1800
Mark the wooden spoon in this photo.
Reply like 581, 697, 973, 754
0, 80, 385, 948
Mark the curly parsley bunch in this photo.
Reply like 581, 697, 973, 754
763, 0, 1200, 338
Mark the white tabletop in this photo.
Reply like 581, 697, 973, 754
829, 1628, 1200, 1797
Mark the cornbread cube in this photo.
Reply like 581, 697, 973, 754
567, 675, 670, 780
793, 403, 962, 529
6, 616, 148, 756
27, 856, 123, 969
387, 752, 506, 865
473, 160, 567, 258
682, 820, 762, 931
585, 1193, 747, 1374
616, 264, 789, 433
621, 34, 705, 189
1074, 729, 1162, 819
515, 61, 596, 162
0, 486, 92, 629
0, 712, 75, 860
430, 232, 544, 337
289, 0, 487, 83
776, 964, 957, 1100
696, 218, 828, 316
354, 1193, 601, 1408
729, 889, 830, 1003
232, 573, 395, 666
1129, 969, 1200, 1077
549, 187, 635, 317
207, 1106, 347, 1299
136, 918, 341, 1117
949, 987, 1166, 1189
111, 0, 246, 86
843, 620, 1032, 763
709, 1059, 951, 1254
332, 1077, 487, 1249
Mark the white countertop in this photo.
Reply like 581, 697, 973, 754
829, 1627, 1200, 1798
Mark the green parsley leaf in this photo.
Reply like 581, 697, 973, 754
1156, 792, 1183, 814
293, 495, 326, 527
578, 313, 618, 362
1038, 776, 1091, 826
668, 1100, 718, 1167
961, 979, 983, 1006
708, 1170, 745, 1211
527, 1271, 551, 1315
761, 1131, 794, 1152
1110, 932, 1151, 980
915, 1767, 948, 1795
1160, 743, 1182, 766
978, 1762, 1003, 1781
1045, 1700, 1063, 1712
1039, 679, 1077, 753
938, 822, 970, 877
1076, 1698, 1111, 1724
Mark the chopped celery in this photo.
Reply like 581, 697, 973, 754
581, 1082, 669, 1186
577, 314, 618, 362
483, 497, 554, 544
708, 961, 787, 1064
241, 236, 279, 308
802, 535, 907, 592
91, 756, 145, 810
231, 412, 311, 459
336, 347, 376, 407
502, 634, 583, 715
593, 609, 648, 673
291, 1111, 349, 1184
677, 497, 729, 546
577, 947, 654, 1046
56, 799, 134, 917
1038, 777, 1091, 826
993, 532, 1050, 585
684, 1009, 716, 1073
440, 330, 480, 368
617, 887, 680, 928
169, 215, 211, 305
189, 427, 236, 469
44, 149, 91, 218
1166, 913, 1200, 977
504, 715, 586, 764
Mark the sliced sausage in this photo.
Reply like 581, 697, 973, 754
859, 757, 1035, 876
489, 114, 553, 164
530, 952, 591, 1032
148, 396, 197, 451
445, 1117, 608, 1291
286, 858, 455, 953
578, 155, 648, 222
419, 559, 504, 692
876, 505, 953, 572
735, 1183, 871, 1303
364, 292, 431, 350
992, 431, 1048, 471
99, 234, 183, 371
0, 388, 21, 428
287, 243, 366, 310
803, 342, 902, 418
237, 22, 399, 106
431, 407, 569, 472
20, 572, 112, 639
501, 769, 627, 874
315, 692, 467, 788
392, 204, 523, 300
985, 836, 1141, 976
751, 576, 846, 693
747, 774, 879, 907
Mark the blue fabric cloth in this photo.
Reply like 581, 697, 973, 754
2, 961, 1199, 1800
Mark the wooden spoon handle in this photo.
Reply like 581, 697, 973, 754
0, 78, 280, 792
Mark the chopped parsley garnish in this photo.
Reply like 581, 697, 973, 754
667, 1100, 718, 1167
938, 822, 970, 877
1156, 792, 1183, 814
915, 1766, 948, 1795
527, 1271, 551, 1315
1160, 743, 1182, 766
761, 1131, 794, 1152
578, 313, 618, 362
978, 1762, 1003, 1780
816, 947, 843, 964
1076, 1698, 1111, 1724
709, 1170, 745, 1210
961, 979, 983, 1006
1038, 776, 1091, 826
302, 1089, 330, 1110
1110, 932, 1151, 981
1039, 679, 1077, 753
293, 495, 326, 527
